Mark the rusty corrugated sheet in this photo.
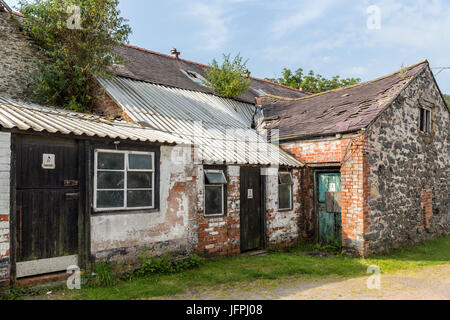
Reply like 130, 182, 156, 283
0, 96, 188, 145
99, 77, 303, 167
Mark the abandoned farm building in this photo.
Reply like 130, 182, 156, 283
0, 4, 448, 284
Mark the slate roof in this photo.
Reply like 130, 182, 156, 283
112, 44, 308, 105
261, 60, 430, 140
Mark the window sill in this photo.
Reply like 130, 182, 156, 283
278, 208, 293, 212
92, 208, 160, 216
203, 214, 225, 219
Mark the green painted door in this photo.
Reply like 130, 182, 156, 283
318, 173, 342, 244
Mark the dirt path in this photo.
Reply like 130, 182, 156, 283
165, 265, 450, 300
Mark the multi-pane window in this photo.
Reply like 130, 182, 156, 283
419, 108, 431, 133
94, 150, 154, 211
278, 171, 293, 210
204, 170, 227, 216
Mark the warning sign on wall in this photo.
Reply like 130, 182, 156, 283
248, 189, 254, 199
42, 154, 56, 169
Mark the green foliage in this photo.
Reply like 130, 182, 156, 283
313, 239, 344, 255
136, 251, 205, 276
444, 94, 450, 109
67, 237, 449, 300
92, 262, 117, 287
266, 68, 361, 94
204, 53, 251, 98
18, 0, 131, 111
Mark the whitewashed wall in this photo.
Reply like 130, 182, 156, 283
0, 132, 11, 281
90, 144, 198, 262
264, 168, 302, 246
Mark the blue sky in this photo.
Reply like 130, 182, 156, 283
8, 0, 450, 93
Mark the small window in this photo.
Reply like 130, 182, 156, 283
419, 108, 431, 133
204, 169, 227, 216
278, 171, 293, 210
94, 150, 155, 212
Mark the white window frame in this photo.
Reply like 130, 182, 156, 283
204, 169, 226, 217
278, 171, 293, 211
94, 149, 155, 212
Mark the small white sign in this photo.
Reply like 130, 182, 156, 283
248, 189, 254, 199
329, 183, 336, 192
42, 154, 56, 169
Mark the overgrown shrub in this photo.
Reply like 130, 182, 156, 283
92, 262, 117, 287
136, 252, 205, 276
18, 0, 131, 111
314, 239, 343, 255
204, 53, 251, 98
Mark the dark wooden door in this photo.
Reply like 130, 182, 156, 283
240, 167, 263, 252
16, 136, 82, 262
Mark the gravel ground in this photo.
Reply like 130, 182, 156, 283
164, 265, 450, 300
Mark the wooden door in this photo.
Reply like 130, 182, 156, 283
15, 136, 83, 276
240, 167, 263, 252
317, 173, 342, 244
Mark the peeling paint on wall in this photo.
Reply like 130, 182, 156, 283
0, 132, 10, 282
91, 145, 198, 262
265, 168, 302, 247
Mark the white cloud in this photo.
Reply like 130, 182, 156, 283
183, 0, 256, 51
269, 0, 336, 39
185, 1, 230, 51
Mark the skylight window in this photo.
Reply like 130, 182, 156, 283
251, 87, 267, 96
181, 69, 208, 87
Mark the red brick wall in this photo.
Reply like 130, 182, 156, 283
340, 135, 370, 255
92, 82, 135, 123
196, 166, 241, 257
421, 189, 433, 229
281, 133, 370, 255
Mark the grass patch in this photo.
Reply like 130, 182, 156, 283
24, 237, 450, 300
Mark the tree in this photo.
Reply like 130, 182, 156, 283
18, 0, 131, 111
444, 94, 450, 109
204, 53, 251, 99
266, 68, 361, 94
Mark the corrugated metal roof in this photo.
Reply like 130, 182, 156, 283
99, 77, 303, 167
0, 96, 188, 145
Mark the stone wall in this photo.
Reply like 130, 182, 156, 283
0, 11, 43, 102
0, 132, 10, 284
365, 68, 450, 254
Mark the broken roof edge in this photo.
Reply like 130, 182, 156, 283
121, 43, 306, 96
1, 2, 24, 17
261, 60, 430, 103
273, 61, 434, 142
